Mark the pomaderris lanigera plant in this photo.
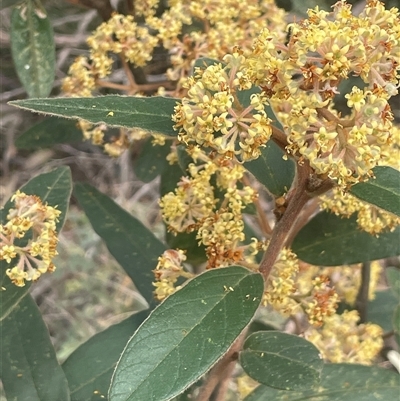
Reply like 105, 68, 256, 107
2, 1, 400, 400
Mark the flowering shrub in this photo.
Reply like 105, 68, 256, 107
2, 1, 400, 400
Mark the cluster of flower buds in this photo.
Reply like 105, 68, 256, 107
0, 191, 61, 287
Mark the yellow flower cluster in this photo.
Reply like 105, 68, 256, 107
297, 261, 382, 309
62, 56, 96, 97
262, 247, 300, 314
150, 0, 286, 89
320, 188, 400, 235
243, 0, 399, 186
305, 310, 383, 365
159, 149, 264, 268
304, 276, 340, 326
173, 52, 272, 161
0, 191, 61, 287
263, 253, 340, 326
153, 249, 193, 301
88, 14, 158, 73
63, 13, 158, 98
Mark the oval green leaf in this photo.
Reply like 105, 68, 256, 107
109, 265, 264, 401
9, 96, 179, 136
0, 295, 70, 401
134, 138, 172, 182
73, 183, 166, 308
11, 0, 55, 98
245, 140, 295, 197
292, 211, 400, 266
240, 331, 323, 391
15, 117, 83, 149
244, 363, 400, 401
63, 311, 148, 401
350, 166, 400, 217
0, 166, 72, 321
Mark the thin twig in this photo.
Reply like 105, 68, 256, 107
355, 261, 371, 323
119, 54, 138, 93
316, 107, 354, 128
195, 331, 246, 401
285, 197, 320, 247
258, 163, 312, 280
213, 357, 236, 401
242, 175, 272, 236
270, 125, 289, 152
96, 80, 131, 91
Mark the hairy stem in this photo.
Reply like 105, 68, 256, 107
195, 331, 245, 401
212, 356, 237, 401
355, 261, 371, 323
284, 197, 320, 247
258, 163, 311, 280
316, 107, 354, 128
270, 125, 289, 152
242, 175, 272, 236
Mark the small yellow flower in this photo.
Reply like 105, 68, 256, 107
0, 192, 61, 287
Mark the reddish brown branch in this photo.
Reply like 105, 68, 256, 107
258, 163, 312, 280
270, 125, 289, 152
195, 331, 246, 401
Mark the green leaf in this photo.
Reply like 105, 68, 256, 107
0, 166, 72, 321
160, 161, 185, 196
237, 86, 262, 109
15, 117, 83, 149
109, 265, 264, 401
134, 138, 171, 182
63, 311, 148, 401
0, 265, 30, 324
73, 183, 166, 307
245, 140, 295, 197
350, 166, 400, 217
10, 0, 55, 98
0, 294, 70, 401
244, 363, 400, 401
9, 96, 179, 135
387, 267, 400, 300
292, 211, 400, 266
367, 290, 398, 332
240, 331, 323, 391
